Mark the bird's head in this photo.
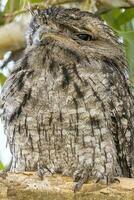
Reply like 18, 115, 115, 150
26, 7, 126, 68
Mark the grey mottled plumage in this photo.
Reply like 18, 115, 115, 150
1, 7, 134, 191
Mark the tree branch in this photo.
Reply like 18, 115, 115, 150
0, 172, 134, 200
0, 15, 29, 59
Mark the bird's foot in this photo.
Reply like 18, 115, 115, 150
37, 163, 53, 180
95, 174, 120, 185
73, 168, 90, 192
73, 169, 119, 192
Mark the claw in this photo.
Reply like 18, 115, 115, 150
37, 163, 53, 180
37, 166, 46, 180
112, 177, 120, 183
95, 174, 120, 185
96, 177, 101, 183
73, 168, 90, 192
73, 180, 84, 193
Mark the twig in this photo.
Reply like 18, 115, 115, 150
126, 0, 134, 6
4, 0, 82, 20
45, 0, 82, 6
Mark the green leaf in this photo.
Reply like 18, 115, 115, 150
102, 8, 134, 31
101, 8, 122, 30
0, 72, 6, 85
101, 8, 134, 81
0, 162, 4, 170
116, 29, 134, 82
5, 0, 21, 13
4, 0, 44, 13
0, 11, 4, 25
118, 30, 134, 41
30, 0, 43, 3
116, 8, 134, 27
125, 40, 134, 81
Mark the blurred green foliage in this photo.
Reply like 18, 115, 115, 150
5, 0, 43, 13
0, 161, 4, 170
0, 72, 6, 85
102, 8, 134, 80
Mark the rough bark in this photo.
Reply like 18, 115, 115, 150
1, 173, 134, 200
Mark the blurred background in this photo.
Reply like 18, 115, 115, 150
0, 0, 134, 169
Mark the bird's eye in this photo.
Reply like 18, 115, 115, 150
77, 34, 92, 41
